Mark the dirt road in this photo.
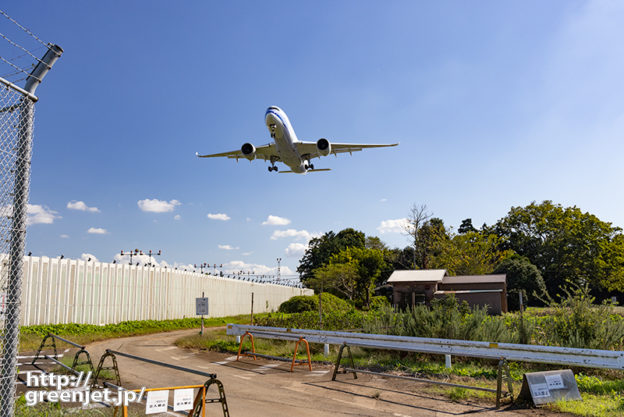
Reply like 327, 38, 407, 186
86, 329, 571, 417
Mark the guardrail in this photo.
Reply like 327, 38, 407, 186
227, 324, 624, 408
226, 324, 624, 370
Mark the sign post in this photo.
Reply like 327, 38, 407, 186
196, 293, 209, 336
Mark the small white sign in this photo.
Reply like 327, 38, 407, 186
173, 388, 194, 411
545, 374, 565, 390
531, 383, 550, 399
196, 297, 209, 315
146, 390, 168, 414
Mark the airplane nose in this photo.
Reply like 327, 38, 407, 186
265, 111, 278, 125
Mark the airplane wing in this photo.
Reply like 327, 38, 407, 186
196, 143, 278, 162
294, 141, 398, 160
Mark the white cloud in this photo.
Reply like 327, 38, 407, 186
67, 200, 100, 213
80, 253, 99, 262
246, 217, 252, 222
377, 218, 409, 234
87, 227, 108, 235
262, 215, 291, 226
1, 204, 61, 226
285, 243, 307, 258
174, 214, 181, 220
270, 229, 314, 241
137, 199, 181, 213
218, 244, 239, 250
207, 213, 230, 221
242, 251, 253, 256
380, 198, 388, 203
60, 234, 69, 239
28, 205, 60, 225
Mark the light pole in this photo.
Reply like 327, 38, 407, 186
145, 249, 162, 267
120, 249, 140, 266
120, 249, 161, 266
276, 257, 282, 283
195, 262, 208, 274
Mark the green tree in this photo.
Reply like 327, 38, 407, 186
493, 255, 547, 310
311, 262, 359, 301
365, 236, 388, 251
458, 218, 477, 234
297, 228, 365, 283
321, 247, 386, 308
495, 201, 624, 293
431, 231, 511, 275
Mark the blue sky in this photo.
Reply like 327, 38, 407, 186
2, 1, 624, 277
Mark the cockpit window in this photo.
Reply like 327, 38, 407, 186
268, 106, 279, 111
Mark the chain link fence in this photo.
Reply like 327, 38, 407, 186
0, 80, 35, 416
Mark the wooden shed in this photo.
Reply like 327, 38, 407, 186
387, 270, 507, 314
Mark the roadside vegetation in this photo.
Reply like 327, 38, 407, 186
176, 288, 624, 417
19, 314, 262, 351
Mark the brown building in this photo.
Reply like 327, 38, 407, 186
388, 270, 507, 314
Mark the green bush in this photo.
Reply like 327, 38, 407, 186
278, 296, 317, 313
278, 293, 352, 314
369, 295, 390, 311
534, 285, 624, 349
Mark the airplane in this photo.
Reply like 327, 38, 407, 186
196, 106, 398, 174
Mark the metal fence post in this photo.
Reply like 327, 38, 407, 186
0, 44, 62, 416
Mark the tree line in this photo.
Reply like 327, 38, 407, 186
297, 200, 624, 309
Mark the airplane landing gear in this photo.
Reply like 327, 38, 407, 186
268, 166, 278, 172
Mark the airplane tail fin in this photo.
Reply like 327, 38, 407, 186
278, 168, 331, 174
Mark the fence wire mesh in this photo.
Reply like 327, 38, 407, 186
0, 81, 35, 415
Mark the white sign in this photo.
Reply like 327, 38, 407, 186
146, 390, 168, 414
173, 388, 194, 411
530, 383, 550, 399
545, 374, 565, 390
196, 297, 209, 315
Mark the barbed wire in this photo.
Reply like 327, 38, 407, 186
0, 55, 40, 82
0, 9, 50, 50
0, 31, 48, 67
0, 9, 49, 86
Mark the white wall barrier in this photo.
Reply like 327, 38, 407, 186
11, 256, 312, 326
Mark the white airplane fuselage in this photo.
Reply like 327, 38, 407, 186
265, 106, 309, 173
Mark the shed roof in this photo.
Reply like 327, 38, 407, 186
387, 269, 447, 283
441, 274, 506, 284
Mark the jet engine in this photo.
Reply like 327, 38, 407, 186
241, 142, 256, 160
316, 138, 331, 156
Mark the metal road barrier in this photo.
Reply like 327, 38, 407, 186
98, 350, 229, 416
31, 333, 94, 373
226, 324, 624, 370
104, 381, 225, 417
227, 324, 624, 408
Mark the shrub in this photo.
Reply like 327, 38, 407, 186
278, 296, 316, 313
278, 293, 352, 314
535, 284, 624, 349
369, 295, 390, 311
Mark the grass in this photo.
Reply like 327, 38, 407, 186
19, 314, 262, 352
545, 394, 624, 417
15, 399, 118, 416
